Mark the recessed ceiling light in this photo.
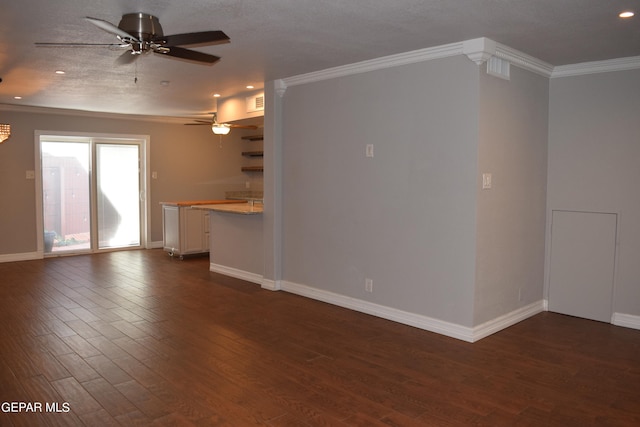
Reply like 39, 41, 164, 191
246, 85, 254, 89
213, 93, 221, 98
55, 70, 65, 75
14, 96, 22, 100
619, 11, 635, 18
160, 80, 170, 86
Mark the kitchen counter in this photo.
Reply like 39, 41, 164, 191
160, 200, 257, 260
160, 200, 246, 207
225, 191, 263, 201
192, 202, 263, 215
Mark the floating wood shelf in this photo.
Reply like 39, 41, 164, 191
241, 135, 263, 172
242, 151, 264, 157
241, 135, 264, 141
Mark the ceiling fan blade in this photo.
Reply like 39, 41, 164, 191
228, 124, 259, 129
160, 31, 230, 47
86, 16, 139, 42
115, 50, 139, 65
184, 122, 257, 129
35, 42, 124, 47
156, 46, 220, 64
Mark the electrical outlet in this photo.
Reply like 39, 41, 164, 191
365, 278, 373, 292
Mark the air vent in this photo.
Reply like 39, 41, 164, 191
246, 94, 265, 112
487, 56, 510, 80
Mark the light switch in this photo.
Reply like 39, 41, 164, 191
482, 173, 492, 189
366, 144, 374, 158
26, 170, 35, 179
152, 171, 158, 179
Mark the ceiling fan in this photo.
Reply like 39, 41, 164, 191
186, 113, 258, 135
35, 13, 229, 65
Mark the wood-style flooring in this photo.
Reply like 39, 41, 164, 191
0, 249, 638, 426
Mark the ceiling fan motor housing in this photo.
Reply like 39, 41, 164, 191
118, 13, 164, 43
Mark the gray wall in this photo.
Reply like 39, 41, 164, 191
547, 69, 640, 317
474, 67, 549, 324
0, 108, 258, 255
280, 56, 480, 326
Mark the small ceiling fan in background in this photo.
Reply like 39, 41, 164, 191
186, 113, 258, 135
35, 12, 229, 65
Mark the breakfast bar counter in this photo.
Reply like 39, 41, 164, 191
160, 199, 244, 207
192, 202, 264, 285
160, 200, 248, 258
192, 201, 262, 215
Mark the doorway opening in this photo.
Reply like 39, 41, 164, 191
36, 133, 149, 256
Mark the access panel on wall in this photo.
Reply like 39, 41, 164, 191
548, 210, 617, 323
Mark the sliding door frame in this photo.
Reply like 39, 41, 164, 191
34, 131, 151, 256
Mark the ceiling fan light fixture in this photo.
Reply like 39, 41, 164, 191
211, 124, 230, 135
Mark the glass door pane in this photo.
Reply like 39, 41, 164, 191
41, 141, 91, 253
96, 144, 141, 249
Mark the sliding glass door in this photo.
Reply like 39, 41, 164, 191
96, 143, 141, 249
41, 140, 91, 252
40, 135, 145, 255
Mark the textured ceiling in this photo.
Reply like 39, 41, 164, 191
0, 0, 638, 119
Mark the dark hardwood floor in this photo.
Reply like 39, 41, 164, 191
0, 249, 638, 426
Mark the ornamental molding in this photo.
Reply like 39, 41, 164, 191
280, 37, 557, 89
551, 56, 640, 78
281, 41, 465, 88
274, 79, 288, 98
493, 43, 554, 77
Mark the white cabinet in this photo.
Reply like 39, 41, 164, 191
162, 205, 209, 258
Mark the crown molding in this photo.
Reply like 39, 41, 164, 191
493, 43, 554, 77
282, 41, 466, 87
274, 79, 288, 97
464, 37, 554, 77
281, 38, 556, 90
462, 37, 497, 65
551, 56, 640, 78
0, 103, 195, 124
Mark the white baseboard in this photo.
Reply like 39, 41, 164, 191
261, 278, 281, 291
544, 300, 640, 331
280, 280, 543, 343
471, 300, 545, 342
1, 245, 164, 262
612, 312, 640, 330
148, 240, 164, 249
280, 280, 473, 341
0, 252, 42, 263
209, 263, 281, 291
205, 268, 544, 342
209, 263, 263, 285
